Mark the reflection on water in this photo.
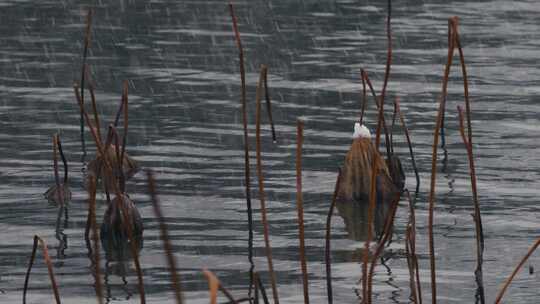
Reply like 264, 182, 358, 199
0, 0, 539, 303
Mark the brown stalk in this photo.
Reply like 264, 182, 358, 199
367, 191, 402, 303
453, 18, 486, 303
457, 105, 485, 303
205, 269, 219, 304
113, 84, 127, 127
203, 270, 239, 304
394, 98, 420, 193
405, 190, 421, 304
254, 272, 260, 304
52, 135, 62, 204
79, 9, 93, 156
56, 135, 68, 185
295, 119, 310, 304
324, 169, 342, 304
118, 81, 129, 193
74, 83, 118, 193
87, 175, 103, 304
360, 70, 392, 162
426, 18, 458, 304
377, 0, 392, 149
362, 1, 391, 298
23, 236, 61, 304
361, 154, 378, 303
147, 171, 184, 304
228, 2, 255, 295
494, 237, 540, 303
255, 65, 280, 303
256, 272, 270, 304
120, 81, 128, 170
52, 135, 68, 235
262, 66, 277, 143
85, 65, 102, 145
359, 69, 368, 125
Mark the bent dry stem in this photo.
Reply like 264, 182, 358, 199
228, 2, 255, 296
23, 236, 61, 304
426, 17, 458, 304
452, 17, 486, 303
79, 9, 93, 157
255, 65, 280, 304
494, 237, 540, 303
457, 105, 485, 303
203, 270, 239, 304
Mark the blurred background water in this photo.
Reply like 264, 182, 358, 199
0, 0, 538, 303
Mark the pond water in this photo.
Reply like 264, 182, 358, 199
0, 0, 538, 303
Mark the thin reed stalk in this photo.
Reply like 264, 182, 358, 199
87, 175, 103, 304
256, 272, 270, 304
79, 9, 93, 156
367, 191, 402, 303
52, 135, 68, 231
85, 65, 102, 145
147, 171, 184, 304
255, 65, 280, 304
295, 119, 310, 304
394, 98, 420, 193
324, 169, 342, 304
113, 84, 127, 127
426, 18, 458, 303
405, 190, 421, 304
23, 236, 61, 304
360, 70, 392, 162
452, 18, 486, 303
359, 69, 367, 125
205, 269, 219, 304
262, 67, 277, 143
228, 2, 255, 295
119, 81, 129, 192
361, 154, 378, 303
377, 0, 392, 146
52, 135, 62, 203
494, 237, 540, 303
56, 135, 68, 185
254, 272, 260, 304
457, 105, 485, 303
203, 270, 240, 304
362, 2, 391, 299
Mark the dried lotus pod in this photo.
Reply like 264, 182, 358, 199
336, 123, 399, 240
100, 193, 143, 260
86, 146, 139, 192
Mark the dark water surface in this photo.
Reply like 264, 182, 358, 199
0, 0, 539, 303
